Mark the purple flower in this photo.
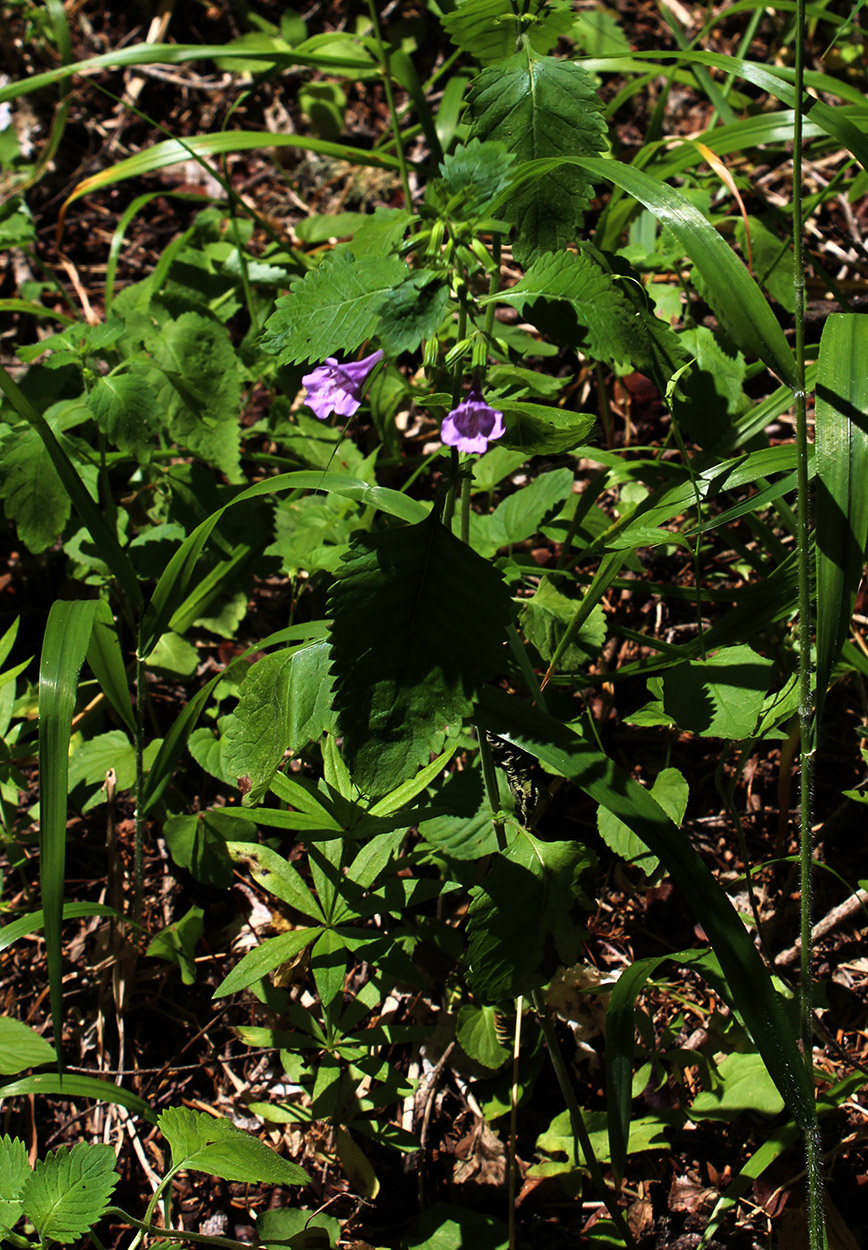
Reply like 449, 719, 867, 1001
440, 387, 505, 454
301, 349, 384, 420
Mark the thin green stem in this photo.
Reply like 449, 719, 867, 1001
477, 729, 508, 851
792, 0, 825, 1242
365, 1, 413, 209
133, 640, 146, 928
530, 990, 636, 1249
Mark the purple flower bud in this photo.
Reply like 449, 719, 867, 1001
440, 387, 505, 455
301, 349, 384, 420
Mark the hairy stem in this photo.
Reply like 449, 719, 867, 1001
792, 0, 825, 1243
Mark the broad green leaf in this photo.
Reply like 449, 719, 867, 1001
39, 598, 98, 1063
146, 630, 199, 678
226, 843, 324, 923
22, 1143, 118, 1243
87, 366, 161, 461
0, 1018, 57, 1075
467, 829, 597, 1001
734, 216, 794, 312
0, 422, 74, 554
329, 513, 513, 794
473, 685, 817, 1136
150, 312, 242, 479
146, 906, 204, 984
520, 578, 606, 670
487, 467, 573, 549
661, 645, 773, 739
406, 1203, 508, 1250
0, 1135, 30, 1234
498, 403, 595, 455
158, 1106, 308, 1185
535, 1108, 680, 1171
376, 271, 450, 355
223, 642, 333, 806
257, 1207, 340, 1250
815, 313, 868, 718
261, 252, 406, 365
456, 1005, 510, 1069
468, 49, 607, 262
671, 325, 749, 449
213, 927, 322, 998
162, 812, 256, 889
690, 1050, 785, 1121
597, 766, 689, 878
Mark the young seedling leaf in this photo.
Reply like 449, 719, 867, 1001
21, 1143, 118, 1243
158, 1106, 308, 1185
329, 512, 514, 795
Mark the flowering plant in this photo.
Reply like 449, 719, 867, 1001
441, 387, 505, 454
301, 349, 384, 420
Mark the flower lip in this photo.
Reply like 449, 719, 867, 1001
440, 386, 505, 455
301, 349, 384, 420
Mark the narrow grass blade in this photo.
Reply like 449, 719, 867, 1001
87, 601, 135, 735
541, 552, 626, 688
0, 43, 376, 105
140, 473, 428, 656
508, 156, 796, 386
0, 1074, 156, 1123
0, 904, 120, 953
814, 314, 868, 717
0, 366, 142, 608
61, 132, 401, 222
39, 601, 98, 1066
475, 687, 817, 1135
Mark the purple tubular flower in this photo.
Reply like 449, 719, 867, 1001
440, 387, 505, 455
301, 349, 384, 420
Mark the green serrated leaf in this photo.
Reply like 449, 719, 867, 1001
223, 642, 333, 806
261, 252, 406, 364
441, 0, 519, 64
662, 645, 773, 739
376, 271, 450, 355
0, 1135, 30, 1235
434, 139, 516, 218
158, 1105, 308, 1186
87, 365, 161, 462
520, 578, 605, 670
467, 830, 597, 1001
150, 311, 242, 480
0, 1017, 57, 1075
597, 767, 689, 877
328, 513, 514, 795
489, 250, 652, 371
468, 49, 607, 262
690, 1050, 785, 1121
22, 1143, 118, 1243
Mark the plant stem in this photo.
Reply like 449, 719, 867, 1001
531, 990, 636, 1249
133, 639, 146, 928
792, 0, 825, 1242
365, 0, 413, 209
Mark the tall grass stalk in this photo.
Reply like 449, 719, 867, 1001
791, 0, 825, 1243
